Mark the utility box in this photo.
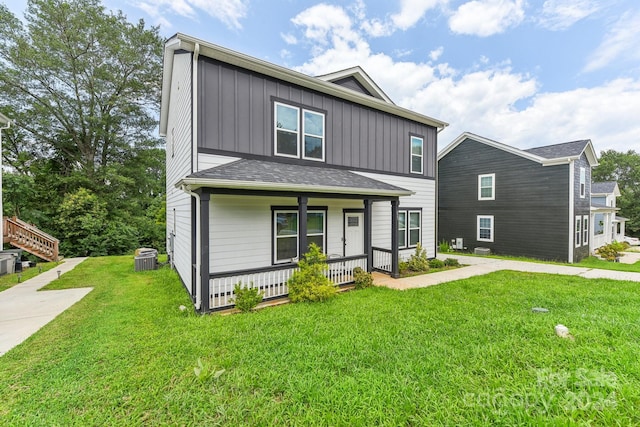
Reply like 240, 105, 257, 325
451, 238, 464, 250
474, 247, 491, 256
134, 248, 158, 272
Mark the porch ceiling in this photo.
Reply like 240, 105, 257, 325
177, 159, 414, 197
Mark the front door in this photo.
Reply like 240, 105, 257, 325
344, 212, 364, 256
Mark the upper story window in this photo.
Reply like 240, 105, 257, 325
410, 135, 423, 174
579, 167, 586, 198
478, 173, 495, 200
274, 101, 325, 161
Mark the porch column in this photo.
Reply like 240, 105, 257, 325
298, 196, 308, 260
391, 198, 399, 278
364, 199, 373, 272
199, 191, 211, 312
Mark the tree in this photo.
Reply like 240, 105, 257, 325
0, 0, 165, 256
592, 150, 640, 237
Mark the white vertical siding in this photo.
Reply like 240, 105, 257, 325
354, 171, 436, 259
165, 53, 193, 292
198, 153, 240, 171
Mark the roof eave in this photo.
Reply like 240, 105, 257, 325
438, 132, 546, 164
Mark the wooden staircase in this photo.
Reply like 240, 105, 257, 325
3, 217, 60, 262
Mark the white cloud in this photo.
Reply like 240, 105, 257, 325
449, 0, 526, 36
391, 0, 444, 30
429, 46, 444, 61
281, 33, 298, 45
538, 0, 601, 30
583, 10, 640, 72
134, 0, 248, 30
361, 18, 394, 37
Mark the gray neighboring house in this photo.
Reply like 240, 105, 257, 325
159, 33, 448, 312
591, 181, 626, 248
438, 132, 598, 263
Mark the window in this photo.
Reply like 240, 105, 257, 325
575, 216, 582, 247
478, 174, 495, 200
579, 167, 586, 198
594, 213, 604, 235
274, 101, 325, 161
398, 210, 421, 248
410, 136, 423, 174
273, 209, 326, 263
477, 215, 494, 242
583, 215, 591, 244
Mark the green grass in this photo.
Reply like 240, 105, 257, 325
1, 256, 640, 425
0, 261, 60, 293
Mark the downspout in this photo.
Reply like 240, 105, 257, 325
182, 185, 202, 310
192, 43, 200, 174
0, 118, 10, 243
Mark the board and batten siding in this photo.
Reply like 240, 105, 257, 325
208, 195, 362, 273
165, 53, 194, 293
197, 57, 437, 178
438, 138, 571, 261
354, 172, 436, 259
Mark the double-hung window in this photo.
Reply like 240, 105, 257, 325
273, 209, 326, 263
398, 210, 421, 248
575, 216, 582, 247
477, 215, 494, 242
582, 215, 589, 246
410, 136, 423, 174
274, 101, 325, 161
478, 174, 495, 200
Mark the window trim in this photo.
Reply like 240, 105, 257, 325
273, 100, 325, 162
272, 207, 327, 264
398, 208, 422, 249
579, 167, 586, 198
477, 215, 494, 242
575, 215, 582, 247
410, 135, 424, 174
478, 173, 495, 201
582, 215, 589, 246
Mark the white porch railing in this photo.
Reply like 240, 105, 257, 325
372, 247, 392, 273
208, 255, 367, 310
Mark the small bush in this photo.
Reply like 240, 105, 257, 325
438, 240, 452, 253
406, 243, 430, 273
428, 258, 445, 269
353, 267, 374, 289
287, 243, 337, 302
443, 258, 460, 267
231, 283, 264, 312
596, 241, 626, 262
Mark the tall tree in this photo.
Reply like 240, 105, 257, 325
592, 150, 640, 237
0, 0, 165, 256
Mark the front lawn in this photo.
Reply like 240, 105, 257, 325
578, 255, 640, 272
1, 256, 639, 425
0, 261, 60, 293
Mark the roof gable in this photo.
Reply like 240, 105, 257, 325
524, 140, 599, 166
591, 181, 620, 196
316, 66, 394, 104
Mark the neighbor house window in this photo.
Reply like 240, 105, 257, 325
273, 209, 326, 263
594, 213, 604, 235
575, 216, 582, 247
583, 215, 589, 246
579, 167, 586, 198
478, 173, 495, 201
398, 209, 421, 248
410, 135, 423, 174
477, 215, 494, 242
274, 101, 325, 161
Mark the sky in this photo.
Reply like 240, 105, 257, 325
4, 0, 640, 154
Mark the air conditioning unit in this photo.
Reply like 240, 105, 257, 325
451, 238, 464, 250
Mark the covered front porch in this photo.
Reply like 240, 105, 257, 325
179, 159, 413, 312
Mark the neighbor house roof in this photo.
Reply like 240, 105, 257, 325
176, 159, 414, 197
438, 132, 599, 167
160, 33, 448, 136
591, 181, 620, 196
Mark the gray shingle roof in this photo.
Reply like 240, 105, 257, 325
591, 181, 617, 194
524, 140, 590, 159
186, 159, 412, 196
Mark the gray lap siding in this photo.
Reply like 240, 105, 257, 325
438, 139, 571, 261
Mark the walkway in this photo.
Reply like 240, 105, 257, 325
0, 257, 92, 356
374, 253, 640, 290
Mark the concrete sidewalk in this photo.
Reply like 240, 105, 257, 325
374, 254, 640, 290
0, 257, 92, 356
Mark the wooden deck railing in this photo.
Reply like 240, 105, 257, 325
208, 255, 368, 310
3, 217, 60, 262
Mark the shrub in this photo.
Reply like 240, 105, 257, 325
406, 243, 430, 273
353, 267, 374, 289
399, 261, 409, 275
444, 258, 460, 267
287, 243, 337, 302
595, 241, 627, 262
438, 240, 452, 253
428, 258, 445, 269
231, 283, 264, 312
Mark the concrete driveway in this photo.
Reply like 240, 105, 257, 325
0, 257, 92, 356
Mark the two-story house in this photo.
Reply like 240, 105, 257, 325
438, 132, 598, 263
160, 34, 448, 312
591, 181, 626, 248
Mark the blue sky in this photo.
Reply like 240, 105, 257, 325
5, 0, 640, 153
